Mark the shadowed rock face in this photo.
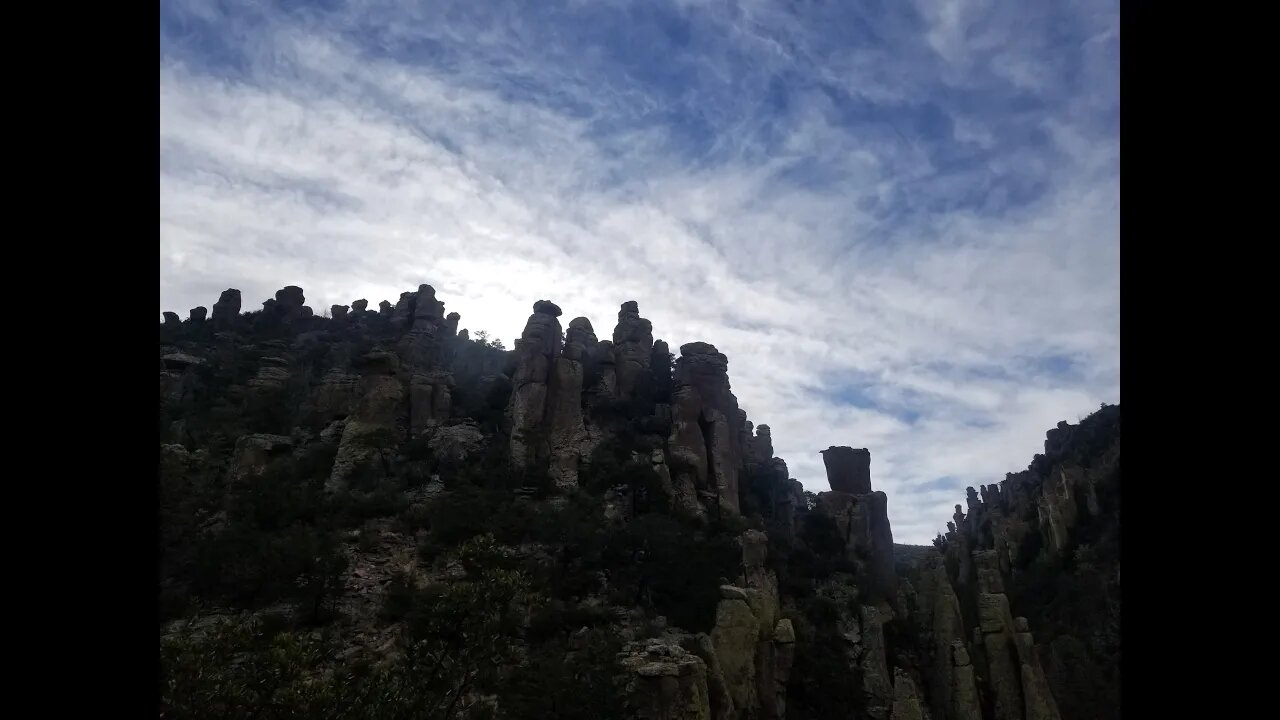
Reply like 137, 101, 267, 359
533, 299, 562, 317
274, 287, 305, 320
410, 371, 454, 435
390, 292, 414, 330
546, 317, 595, 490
163, 311, 181, 326
616, 637, 712, 720
507, 301, 564, 471
612, 301, 654, 401
211, 289, 241, 325
665, 342, 748, 517
914, 406, 1118, 720
351, 299, 368, 313
821, 446, 872, 494
328, 350, 404, 491
189, 306, 207, 323
814, 448, 898, 604
389, 284, 458, 374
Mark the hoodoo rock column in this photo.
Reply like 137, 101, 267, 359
507, 300, 563, 473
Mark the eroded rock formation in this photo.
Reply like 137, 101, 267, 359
507, 300, 563, 472
820, 446, 872, 494
211, 289, 241, 326
159, 282, 1117, 720
913, 406, 1120, 720
666, 342, 747, 517
613, 301, 653, 401
328, 350, 404, 491
546, 316, 594, 491
815, 450, 898, 604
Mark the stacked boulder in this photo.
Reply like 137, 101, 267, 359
817, 447, 898, 604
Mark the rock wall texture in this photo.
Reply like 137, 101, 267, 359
908, 406, 1120, 720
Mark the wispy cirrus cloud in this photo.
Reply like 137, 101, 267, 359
160, 0, 1119, 543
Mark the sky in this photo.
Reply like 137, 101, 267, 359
160, 0, 1119, 544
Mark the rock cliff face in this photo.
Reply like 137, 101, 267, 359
159, 283, 1118, 720
906, 406, 1120, 720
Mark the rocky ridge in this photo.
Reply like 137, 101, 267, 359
159, 284, 1119, 720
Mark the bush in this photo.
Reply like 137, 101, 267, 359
597, 514, 739, 633
501, 629, 625, 720
380, 571, 416, 622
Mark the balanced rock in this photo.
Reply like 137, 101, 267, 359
820, 446, 872, 494
533, 299, 563, 317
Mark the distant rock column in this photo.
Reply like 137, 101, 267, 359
211, 289, 241, 327
612, 300, 653, 401
666, 384, 710, 520
666, 342, 744, 517
546, 317, 594, 491
379, 284, 456, 435
507, 300, 563, 472
750, 424, 775, 471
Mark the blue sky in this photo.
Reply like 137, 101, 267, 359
159, 0, 1119, 543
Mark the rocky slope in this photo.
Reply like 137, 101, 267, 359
159, 284, 1119, 720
